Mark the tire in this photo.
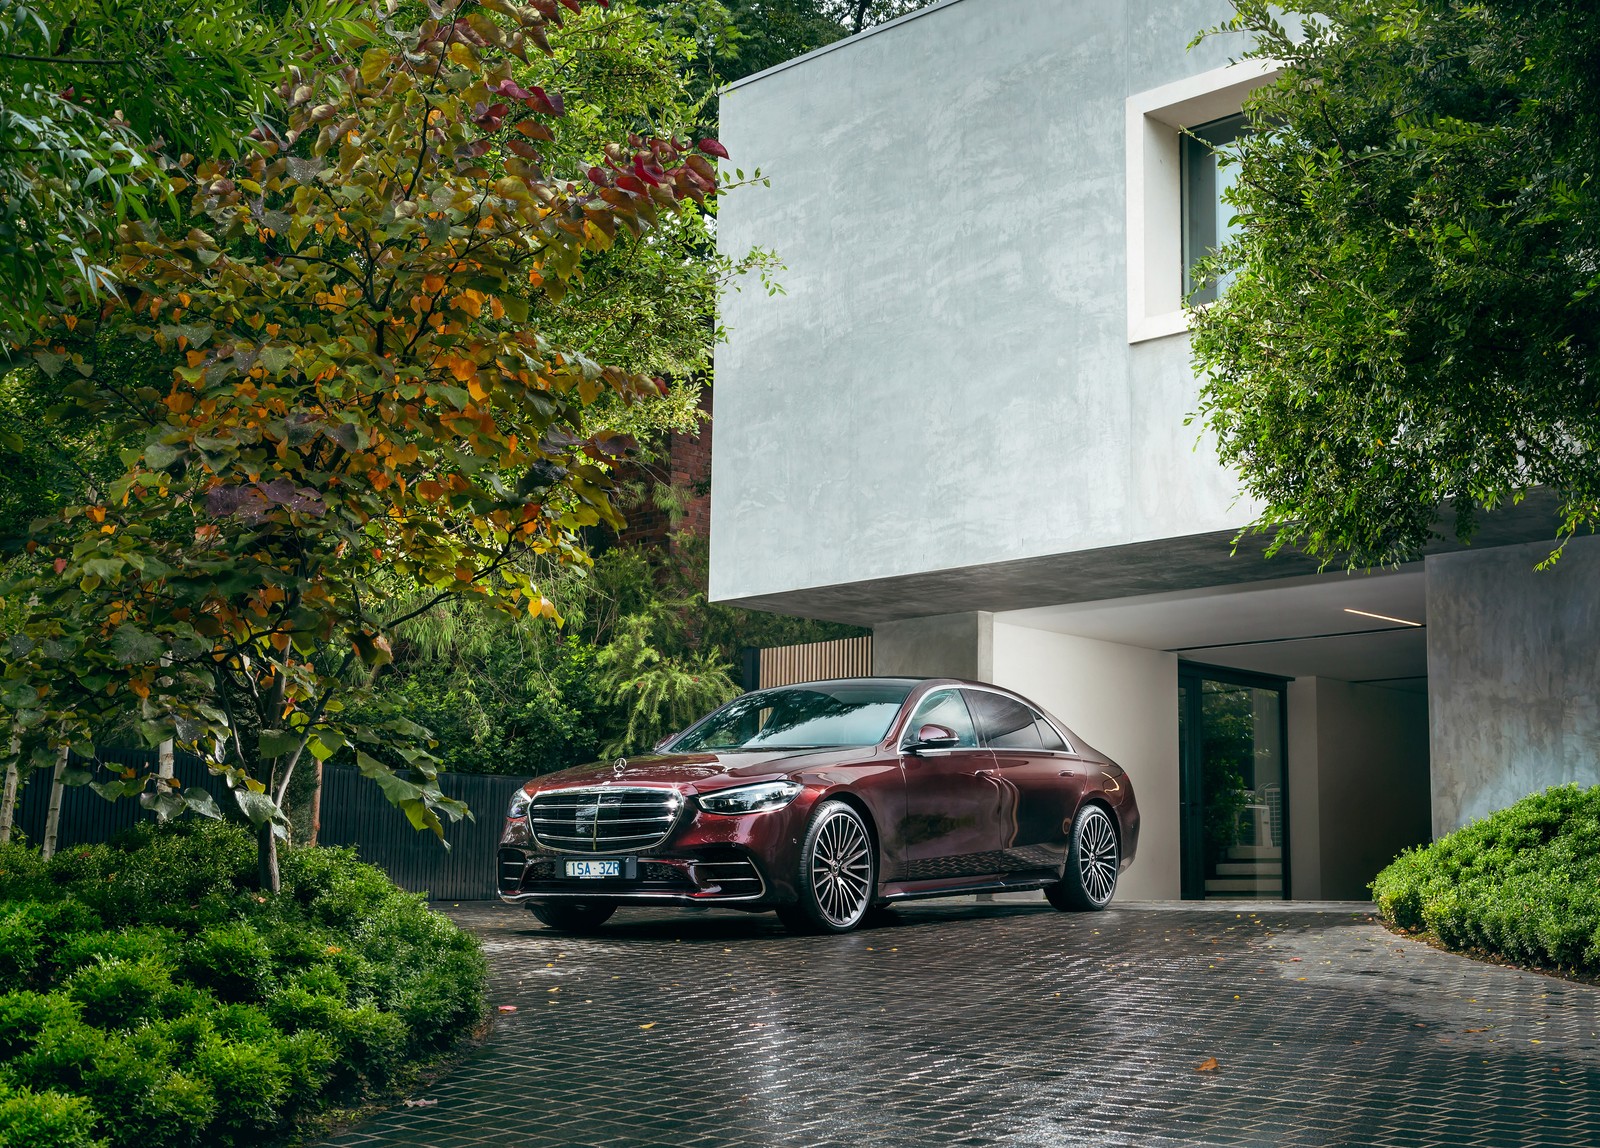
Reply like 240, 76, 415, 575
777, 800, 877, 934
1046, 804, 1120, 912
527, 902, 616, 933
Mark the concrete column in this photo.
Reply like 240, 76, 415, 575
1426, 536, 1600, 836
872, 612, 994, 680
1286, 678, 1322, 900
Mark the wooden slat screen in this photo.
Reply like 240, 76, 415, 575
758, 635, 874, 689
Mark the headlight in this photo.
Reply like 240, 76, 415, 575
697, 781, 802, 815
507, 790, 532, 820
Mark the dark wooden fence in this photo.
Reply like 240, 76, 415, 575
318, 765, 523, 900
14, 747, 230, 852
13, 752, 521, 901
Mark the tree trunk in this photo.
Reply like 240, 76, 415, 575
306, 758, 324, 847
257, 821, 280, 893
0, 760, 19, 845
40, 745, 68, 861
158, 738, 174, 781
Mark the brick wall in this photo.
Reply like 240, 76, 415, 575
615, 385, 712, 551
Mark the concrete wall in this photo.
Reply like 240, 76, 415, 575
990, 623, 1181, 900
712, 0, 1246, 607
1285, 679, 1323, 899
1427, 537, 1600, 836
1287, 678, 1429, 900
872, 612, 993, 680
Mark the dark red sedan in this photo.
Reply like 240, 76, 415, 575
497, 677, 1139, 934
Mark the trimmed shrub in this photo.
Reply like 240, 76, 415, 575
0, 821, 486, 1148
1372, 784, 1600, 973
0, 1081, 104, 1148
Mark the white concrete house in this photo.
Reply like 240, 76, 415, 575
710, 0, 1600, 900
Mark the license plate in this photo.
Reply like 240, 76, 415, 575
565, 859, 622, 879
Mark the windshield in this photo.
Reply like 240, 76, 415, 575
669, 681, 914, 751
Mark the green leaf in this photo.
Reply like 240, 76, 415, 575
233, 788, 285, 828
257, 728, 300, 758
182, 788, 223, 820
109, 624, 164, 665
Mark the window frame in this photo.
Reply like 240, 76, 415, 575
1125, 60, 1280, 344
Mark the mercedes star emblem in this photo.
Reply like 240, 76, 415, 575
613, 758, 627, 775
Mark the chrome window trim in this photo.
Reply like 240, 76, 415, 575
954, 684, 1078, 755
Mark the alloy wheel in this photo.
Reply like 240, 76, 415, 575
1077, 807, 1119, 905
809, 807, 873, 927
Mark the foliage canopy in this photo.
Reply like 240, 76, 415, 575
2, 0, 727, 888
1191, 0, 1600, 567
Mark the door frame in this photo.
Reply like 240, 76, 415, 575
1178, 662, 1292, 901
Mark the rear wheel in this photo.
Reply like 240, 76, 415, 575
527, 902, 616, 933
778, 800, 877, 934
1046, 804, 1120, 912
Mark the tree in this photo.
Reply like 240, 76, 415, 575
1, 0, 728, 891
1189, 0, 1600, 568
0, 0, 365, 335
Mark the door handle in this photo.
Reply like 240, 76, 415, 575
974, 769, 996, 777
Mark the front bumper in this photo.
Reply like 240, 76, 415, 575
497, 790, 819, 909
497, 846, 771, 907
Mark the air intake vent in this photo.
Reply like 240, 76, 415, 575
528, 788, 681, 853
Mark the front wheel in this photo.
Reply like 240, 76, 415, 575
527, 902, 616, 933
1046, 804, 1120, 912
777, 800, 877, 934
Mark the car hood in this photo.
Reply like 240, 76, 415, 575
525, 746, 878, 794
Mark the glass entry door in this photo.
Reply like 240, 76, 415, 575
1178, 666, 1289, 900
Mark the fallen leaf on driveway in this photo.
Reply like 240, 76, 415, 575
1196, 1058, 1219, 1073
497, 1005, 518, 1013
639, 1022, 656, 1030
403, 1099, 438, 1108
1464, 1027, 1490, 1033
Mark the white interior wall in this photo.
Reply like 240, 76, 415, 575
991, 622, 1180, 900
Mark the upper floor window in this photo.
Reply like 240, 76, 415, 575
1125, 61, 1278, 343
1181, 113, 1249, 306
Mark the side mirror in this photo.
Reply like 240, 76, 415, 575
904, 724, 959, 754
652, 735, 676, 753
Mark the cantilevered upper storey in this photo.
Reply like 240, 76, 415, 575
711, 0, 1284, 622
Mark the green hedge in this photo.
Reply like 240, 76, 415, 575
1371, 784, 1600, 973
0, 821, 486, 1148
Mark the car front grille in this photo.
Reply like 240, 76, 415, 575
527, 787, 681, 853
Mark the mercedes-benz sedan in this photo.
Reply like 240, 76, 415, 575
496, 677, 1139, 934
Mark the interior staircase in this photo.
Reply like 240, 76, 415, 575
1204, 844, 1283, 896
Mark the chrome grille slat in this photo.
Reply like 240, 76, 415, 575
528, 787, 681, 853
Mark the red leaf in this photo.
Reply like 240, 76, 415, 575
632, 156, 661, 187
697, 138, 730, 160
54, 558, 68, 575
493, 79, 533, 101
586, 166, 609, 185
507, 139, 541, 160
559, 0, 583, 11
615, 173, 646, 195
471, 102, 510, 131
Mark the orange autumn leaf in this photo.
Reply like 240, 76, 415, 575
1196, 1058, 1219, 1073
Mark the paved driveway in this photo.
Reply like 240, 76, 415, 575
320, 898, 1600, 1148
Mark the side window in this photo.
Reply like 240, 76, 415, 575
903, 690, 979, 749
1035, 715, 1069, 751
965, 691, 1044, 750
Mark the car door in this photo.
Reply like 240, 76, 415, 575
964, 689, 1085, 873
897, 689, 1005, 881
